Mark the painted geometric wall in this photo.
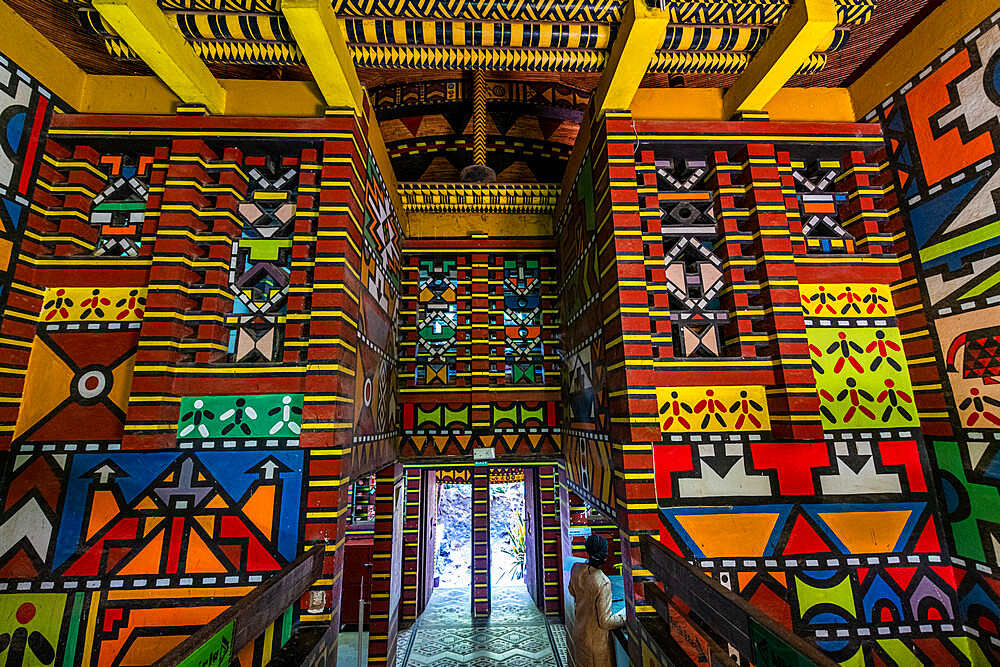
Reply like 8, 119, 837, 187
558, 150, 617, 520
556, 111, 988, 665
398, 238, 560, 459
0, 52, 57, 319
0, 104, 402, 666
866, 8, 1000, 661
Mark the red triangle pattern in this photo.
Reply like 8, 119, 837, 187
0, 550, 39, 578
657, 524, 685, 557
885, 566, 917, 590
782, 515, 834, 555
5, 458, 60, 512
399, 115, 423, 138
537, 117, 565, 141
913, 516, 941, 553
964, 334, 1000, 378
64, 517, 141, 576
219, 515, 280, 571
27, 400, 125, 443
932, 565, 961, 588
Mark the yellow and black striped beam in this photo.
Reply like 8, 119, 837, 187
399, 183, 560, 213
102, 37, 836, 74
471, 70, 487, 166
82, 9, 851, 53
342, 18, 614, 49
85, 11, 853, 73
83, 0, 876, 25
648, 50, 827, 74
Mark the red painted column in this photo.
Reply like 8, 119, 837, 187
282, 147, 318, 364
872, 145, 953, 438
400, 467, 422, 628
471, 464, 491, 618
368, 462, 403, 665
739, 143, 823, 440
709, 150, 763, 358
836, 150, 892, 255
300, 113, 370, 646
524, 469, 539, 606
123, 139, 226, 448
538, 465, 564, 617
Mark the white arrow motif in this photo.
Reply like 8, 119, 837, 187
259, 460, 281, 481
91, 464, 118, 485
0, 498, 52, 560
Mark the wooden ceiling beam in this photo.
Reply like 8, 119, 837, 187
722, 0, 837, 119
280, 0, 365, 112
91, 0, 225, 114
590, 0, 670, 115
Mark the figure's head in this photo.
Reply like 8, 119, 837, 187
585, 534, 609, 566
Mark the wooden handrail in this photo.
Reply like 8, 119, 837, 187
639, 534, 837, 667
642, 583, 738, 667
152, 544, 326, 667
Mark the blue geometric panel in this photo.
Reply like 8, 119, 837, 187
53, 450, 304, 567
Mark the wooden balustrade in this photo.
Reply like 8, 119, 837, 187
152, 544, 326, 667
639, 534, 836, 667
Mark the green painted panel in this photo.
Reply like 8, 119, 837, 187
177, 394, 304, 440
807, 326, 917, 429
62, 593, 85, 667
93, 201, 146, 211
933, 440, 1000, 562
417, 406, 441, 426
749, 619, 815, 667
0, 594, 67, 667
178, 621, 233, 667
241, 238, 293, 261
281, 605, 293, 646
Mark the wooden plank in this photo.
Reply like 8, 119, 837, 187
153, 545, 325, 667
640, 535, 836, 667
641, 539, 753, 655
645, 584, 738, 667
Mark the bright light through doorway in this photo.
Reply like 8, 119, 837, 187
433, 481, 526, 587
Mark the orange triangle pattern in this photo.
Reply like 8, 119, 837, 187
86, 489, 121, 541
242, 485, 276, 542
13, 338, 74, 439
118, 528, 165, 576
672, 512, 781, 558
815, 510, 913, 554
185, 528, 229, 574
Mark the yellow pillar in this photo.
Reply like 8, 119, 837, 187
590, 0, 670, 114
280, 0, 365, 112
722, 0, 837, 119
92, 0, 225, 114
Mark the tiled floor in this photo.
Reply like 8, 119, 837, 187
395, 586, 568, 666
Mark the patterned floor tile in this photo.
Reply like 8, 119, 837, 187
396, 586, 569, 666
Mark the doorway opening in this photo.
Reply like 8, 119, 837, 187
490, 479, 526, 585
434, 482, 472, 587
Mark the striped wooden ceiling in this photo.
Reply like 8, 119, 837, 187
5, 0, 937, 91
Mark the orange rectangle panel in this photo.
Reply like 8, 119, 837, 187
659, 192, 712, 201
802, 201, 836, 213
107, 587, 253, 601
